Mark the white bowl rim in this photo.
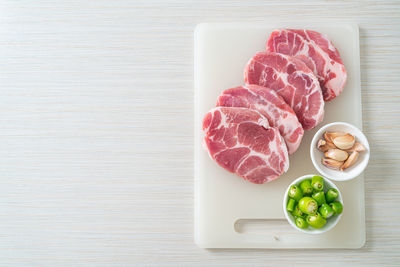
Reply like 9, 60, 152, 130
282, 174, 343, 234
310, 121, 370, 181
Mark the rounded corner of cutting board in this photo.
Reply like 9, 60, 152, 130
194, 232, 210, 249
352, 234, 366, 249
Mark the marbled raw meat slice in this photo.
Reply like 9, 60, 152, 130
216, 84, 303, 155
266, 29, 347, 101
244, 52, 324, 130
202, 107, 289, 184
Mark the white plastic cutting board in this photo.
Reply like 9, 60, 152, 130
194, 23, 365, 249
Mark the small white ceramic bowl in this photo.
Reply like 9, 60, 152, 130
310, 122, 370, 182
283, 174, 343, 234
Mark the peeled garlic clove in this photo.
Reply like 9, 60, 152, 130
324, 149, 349, 161
340, 151, 359, 171
332, 133, 355, 150
345, 142, 366, 152
324, 131, 346, 143
322, 158, 344, 170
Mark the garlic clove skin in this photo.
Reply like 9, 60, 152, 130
345, 142, 366, 152
322, 158, 344, 170
324, 131, 346, 143
340, 151, 359, 171
332, 133, 355, 150
324, 149, 349, 161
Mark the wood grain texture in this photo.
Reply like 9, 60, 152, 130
0, 0, 399, 265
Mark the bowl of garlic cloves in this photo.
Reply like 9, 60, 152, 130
310, 122, 370, 181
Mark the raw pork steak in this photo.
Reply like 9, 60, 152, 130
202, 107, 289, 184
266, 29, 347, 101
244, 52, 324, 130
216, 85, 304, 155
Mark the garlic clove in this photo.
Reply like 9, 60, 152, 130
326, 141, 337, 149
324, 131, 346, 143
322, 158, 344, 170
317, 139, 328, 152
317, 139, 326, 148
345, 142, 366, 152
317, 139, 336, 152
340, 151, 359, 171
332, 133, 355, 150
323, 132, 331, 142
324, 149, 349, 161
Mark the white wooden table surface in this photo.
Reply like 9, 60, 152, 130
0, 0, 399, 266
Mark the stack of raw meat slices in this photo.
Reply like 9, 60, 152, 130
202, 29, 347, 184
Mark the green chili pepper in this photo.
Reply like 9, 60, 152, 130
286, 198, 295, 212
306, 212, 327, 229
299, 179, 313, 195
311, 191, 326, 206
291, 204, 304, 218
326, 188, 339, 203
288, 185, 303, 201
330, 202, 343, 215
298, 197, 318, 215
311, 175, 324, 191
295, 217, 308, 229
319, 203, 334, 219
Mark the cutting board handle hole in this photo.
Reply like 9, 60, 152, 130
234, 219, 292, 235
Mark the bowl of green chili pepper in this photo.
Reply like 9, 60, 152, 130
283, 174, 343, 234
